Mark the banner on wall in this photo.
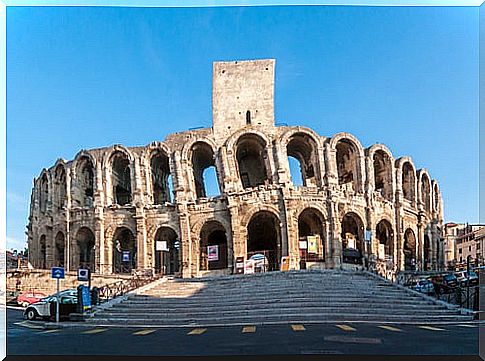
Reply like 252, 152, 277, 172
208, 245, 219, 262
156, 241, 168, 252
244, 260, 254, 274
307, 236, 318, 254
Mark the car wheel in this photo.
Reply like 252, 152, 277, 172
25, 308, 38, 321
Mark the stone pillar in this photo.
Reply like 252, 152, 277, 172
328, 197, 342, 268
178, 209, 192, 278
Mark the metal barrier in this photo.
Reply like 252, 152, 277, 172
97, 270, 158, 303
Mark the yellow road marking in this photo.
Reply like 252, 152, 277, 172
335, 324, 356, 332
187, 328, 207, 335
41, 329, 60, 334
133, 329, 156, 335
291, 324, 306, 331
83, 328, 108, 334
242, 326, 256, 333
378, 325, 403, 332
418, 325, 445, 331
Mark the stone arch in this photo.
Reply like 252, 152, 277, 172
109, 150, 134, 206
54, 231, 65, 267
432, 180, 440, 213
74, 227, 95, 272
39, 172, 49, 214
329, 133, 365, 193
375, 219, 394, 260
396, 157, 417, 205
39, 234, 47, 269
199, 220, 228, 271
74, 155, 95, 207
189, 141, 221, 198
367, 144, 394, 201
149, 148, 173, 204
112, 226, 137, 274
297, 207, 326, 261
53, 163, 67, 211
279, 127, 322, 186
403, 228, 417, 271
247, 210, 282, 271
234, 132, 271, 189
341, 212, 365, 264
418, 169, 432, 213
153, 226, 180, 275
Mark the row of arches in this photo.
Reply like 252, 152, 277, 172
36, 132, 441, 216
36, 208, 426, 274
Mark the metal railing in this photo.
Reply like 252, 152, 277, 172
97, 269, 158, 304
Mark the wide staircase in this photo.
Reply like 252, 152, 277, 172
88, 269, 474, 326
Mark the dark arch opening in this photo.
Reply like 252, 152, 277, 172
39, 174, 48, 213
154, 227, 180, 275
247, 211, 281, 271
424, 234, 431, 271
287, 133, 318, 187
77, 157, 94, 207
403, 229, 416, 271
55, 232, 65, 267
54, 166, 67, 210
200, 221, 228, 271
191, 142, 220, 198
112, 152, 132, 205
421, 174, 431, 212
113, 227, 136, 274
76, 227, 95, 272
402, 162, 415, 203
236, 134, 269, 189
298, 208, 326, 262
39, 235, 47, 269
151, 151, 172, 204
376, 220, 394, 260
341, 212, 364, 264
373, 151, 392, 201
336, 139, 359, 191
246, 110, 251, 125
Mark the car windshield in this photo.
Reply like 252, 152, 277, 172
444, 275, 455, 280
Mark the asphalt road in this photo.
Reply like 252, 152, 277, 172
6, 308, 481, 356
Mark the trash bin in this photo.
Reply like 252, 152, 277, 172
300, 259, 306, 270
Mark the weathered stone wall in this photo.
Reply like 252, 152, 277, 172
26, 59, 445, 278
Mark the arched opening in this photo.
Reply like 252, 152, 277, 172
113, 227, 136, 274
111, 152, 132, 206
341, 212, 364, 264
76, 227, 95, 272
247, 211, 281, 271
39, 235, 47, 269
54, 166, 67, 210
150, 151, 172, 204
76, 156, 94, 207
403, 229, 416, 271
424, 234, 431, 271
434, 185, 440, 212
153, 227, 180, 275
336, 139, 359, 191
54, 232, 65, 267
200, 221, 228, 271
402, 162, 415, 203
298, 208, 326, 262
39, 174, 48, 213
236, 134, 270, 189
373, 150, 392, 200
287, 133, 319, 187
288, 156, 304, 186
376, 220, 394, 260
191, 142, 220, 198
421, 173, 431, 212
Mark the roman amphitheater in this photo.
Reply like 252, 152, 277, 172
27, 59, 444, 278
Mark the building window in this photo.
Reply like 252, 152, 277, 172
459, 248, 462, 254
469, 246, 472, 252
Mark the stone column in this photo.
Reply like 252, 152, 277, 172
65, 168, 72, 272
328, 197, 342, 268
94, 161, 105, 274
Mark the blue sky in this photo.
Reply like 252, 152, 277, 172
6, 5, 479, 250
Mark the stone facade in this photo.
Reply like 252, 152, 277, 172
26, 59, 445, 278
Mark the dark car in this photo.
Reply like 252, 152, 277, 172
342, 248, 362, 265
429, 274, 458, 294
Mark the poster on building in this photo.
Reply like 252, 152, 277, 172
378, 244, 385, 260
244, 260, 254, 274
207, 245, 219, 262
346, 235, 356, 249
280, 256, 290, 271
122, 251, 130, 262
307, 236, 318, 254
156, 240, 168, 252
299, 240, 307, 249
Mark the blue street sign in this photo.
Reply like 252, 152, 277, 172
80, 285, 91, 311
122, 251, 130, 262
51, 267, 65, 279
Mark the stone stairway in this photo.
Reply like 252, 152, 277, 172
88, 269, 474, 326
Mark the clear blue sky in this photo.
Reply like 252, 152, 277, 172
6, 5, 479, 250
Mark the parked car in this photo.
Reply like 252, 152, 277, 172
24, 294, 78, 321
428, 274, 458, 294
16, 291, 47, 308
414, 279, 435, 295
455, 270, 479, 287
342, 248, 362, 264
